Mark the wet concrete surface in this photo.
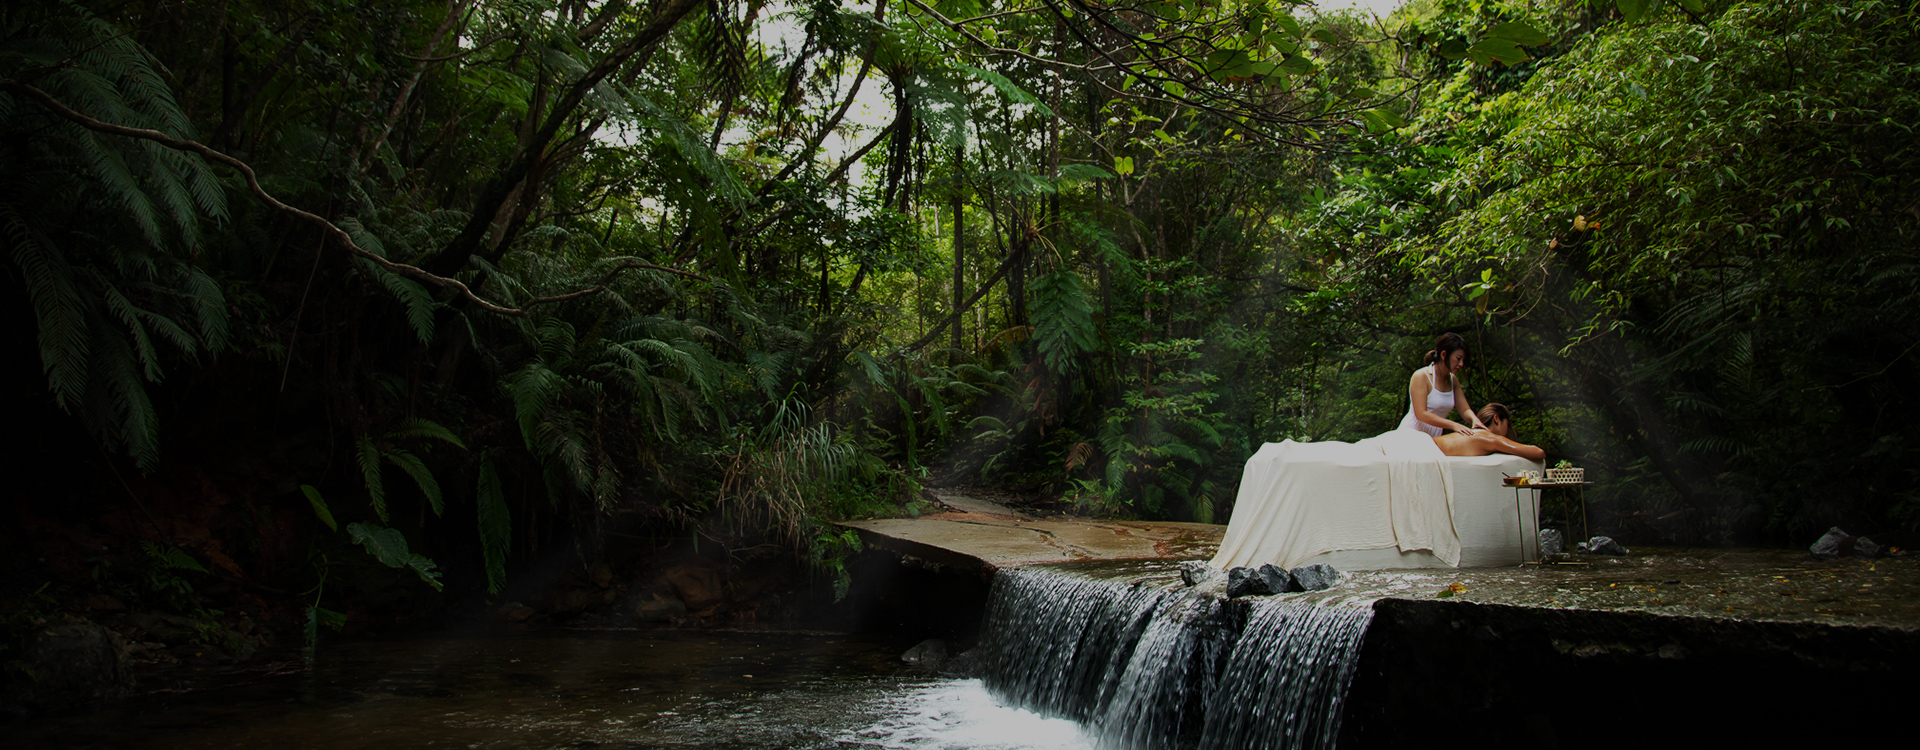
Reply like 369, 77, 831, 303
845, 493, 1918, 630
1333, 547, 1920, 630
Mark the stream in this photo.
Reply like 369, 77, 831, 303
12, 628, 1092, 750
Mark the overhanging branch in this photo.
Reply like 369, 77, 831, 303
2, 79, 706, 317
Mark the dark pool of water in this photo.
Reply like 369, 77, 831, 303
13, 628, 1094, 750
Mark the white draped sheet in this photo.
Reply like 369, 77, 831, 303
1210, 431, 1543, 570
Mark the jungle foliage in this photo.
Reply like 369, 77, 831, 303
0, 0, 1914, 629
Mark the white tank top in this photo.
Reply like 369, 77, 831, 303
1398, 365, 1455, 437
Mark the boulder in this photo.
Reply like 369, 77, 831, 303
1226, 565, 1295, 597
1290, 564, 1340, 591
125, 611, 198, 645
588, 562, 615, 589
1539, 529, 1565, 556
1257, 564, 1299, 594
1854, 536, 1883, 559
941, 647, 983, 678
1226, 567, 1258, 597
1810, 527, 1850, 559
547, 589, 599, 615
12, 616, 132, 710
902, 638, 949, 667
1585, 536, 1630, 556
634, 597, 686, 623
665, 567, 725, 611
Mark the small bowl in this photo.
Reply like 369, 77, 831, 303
1503, 476, 1527, 487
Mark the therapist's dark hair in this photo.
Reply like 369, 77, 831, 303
1424, 332, 1469, 368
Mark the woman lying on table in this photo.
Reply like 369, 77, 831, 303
1434, 403, 1545, 461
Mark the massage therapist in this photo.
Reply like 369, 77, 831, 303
1398, 332, 1487, 437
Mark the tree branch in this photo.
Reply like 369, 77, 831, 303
1, 79, 706, 318
523, 261, 711, 308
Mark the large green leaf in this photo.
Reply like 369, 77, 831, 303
1467, 38, 1530, 66
1486, 21, 1550, 47
346, 522, 444, 591
300, 484, 337, 532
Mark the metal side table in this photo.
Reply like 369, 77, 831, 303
1511, 481, 1592, 563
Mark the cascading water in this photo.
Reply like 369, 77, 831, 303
977, 565, 1373, 750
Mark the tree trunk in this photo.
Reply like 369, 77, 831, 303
951, 143, 965, 350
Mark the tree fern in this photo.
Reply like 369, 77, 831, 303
0, 3, 230, 468
1030, 269, 1098, 375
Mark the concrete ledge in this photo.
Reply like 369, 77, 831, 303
839, 514, 1224, 575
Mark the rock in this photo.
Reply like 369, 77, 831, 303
1585, 536, 1630, 556
1226, 567, 1258, 597
506, 606, 537, 623
1178, 560, 1220, 587
1810, 527, 1850, 560
901, 638, 949, 667
126, 611, 198, 645
1538, 528, 1564, 556
941, 647, 983, 678
634, 597, 686, 623
588, 562, 615, 589
547, 589, 598, 615
1258, 564, 1299, 594
1226, 565, 1294, 597
665, 567, 725, 611
1290, 564, 1340, 591
13, 616, 132, 710
1854, 536, 1883, 559
80, 595, 126, 613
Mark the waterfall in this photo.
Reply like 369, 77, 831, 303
977, 566, 1372, 750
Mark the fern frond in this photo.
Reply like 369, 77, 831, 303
537, 319, 577, 363
506, 364, 563, 454
477, 458, 510, 594
2, 201, 90, 407
74, 128, 163, 246
140, 139, 201, 246
369, 263, 436, 345
99, 282, 162, 381
388, 418, 466, 449
91, 330, 159, 468
383, 448, 444, 517
184, 266, 227, 351
356, 436, 388, 523
530, 413, 592, 496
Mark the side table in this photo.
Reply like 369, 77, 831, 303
1510, 481, 1592, 563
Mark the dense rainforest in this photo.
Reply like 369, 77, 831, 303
2, 0, 1915, 702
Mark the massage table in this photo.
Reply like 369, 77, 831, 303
1209, 431, 1545, 570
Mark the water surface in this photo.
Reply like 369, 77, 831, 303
15, 628, 1091, 750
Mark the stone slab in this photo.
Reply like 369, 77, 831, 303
928, 491, 1025, 517
839, 513, 1224, 574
